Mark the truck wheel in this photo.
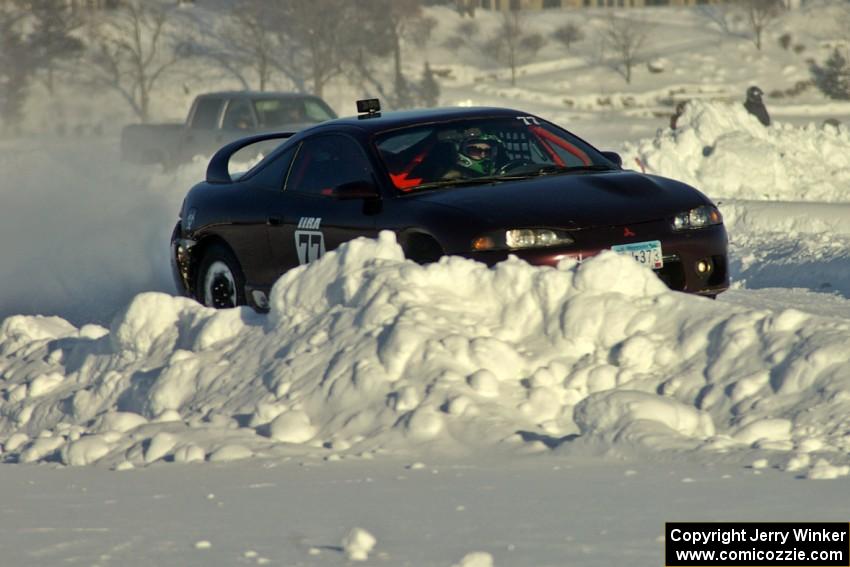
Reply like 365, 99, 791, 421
196, 244, 246, 309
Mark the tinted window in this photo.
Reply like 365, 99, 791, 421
190, 98, 222, 129
375, 116, 612, 192
249, 146, 297, 190
286, 135, 372, 196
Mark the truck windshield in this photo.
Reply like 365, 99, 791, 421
254, 98, 335, 128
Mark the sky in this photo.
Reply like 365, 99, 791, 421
2, 2, 850, 566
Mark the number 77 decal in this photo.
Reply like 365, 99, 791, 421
294, 229, 325, 265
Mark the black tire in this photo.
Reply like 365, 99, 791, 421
404, 234, 443, 265
195, 243, 247, 308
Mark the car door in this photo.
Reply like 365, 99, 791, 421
225, 146, 299, 292
266, 133, 381, 275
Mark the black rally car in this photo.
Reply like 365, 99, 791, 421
171, 101, 728, 310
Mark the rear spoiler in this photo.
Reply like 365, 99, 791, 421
206, 132, 296, 184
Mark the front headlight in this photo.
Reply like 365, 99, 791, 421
671, 205, 722, 231
472, 228, 574, 251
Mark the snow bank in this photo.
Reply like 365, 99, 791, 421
719, 200, 850, 298
2, 233, 850, 476
473, 81, 735, 113
621, 100, 850, 203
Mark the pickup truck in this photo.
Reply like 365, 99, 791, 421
120, 91, 337, 167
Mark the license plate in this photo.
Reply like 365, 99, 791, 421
611, 240, 663, 269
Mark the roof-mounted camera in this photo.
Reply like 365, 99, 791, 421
356, 98, 381, 119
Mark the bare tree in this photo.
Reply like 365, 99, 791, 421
491, 10, 544, 87
181, 0, 294, 92
84, 1, 190, 123
552, 21, 584, 51
419, 61, 440, 107
277, 0, 354, 99
446, 11, 543, 86
0, 4, 31, 133
1, 0, 84, 132
743, 0, 784, 50
352, 0, 435, 108
698, 4, 738, 36
603, 15, 651, 84
28, 0, 85, 95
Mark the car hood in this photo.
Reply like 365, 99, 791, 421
406, 170, 710, 229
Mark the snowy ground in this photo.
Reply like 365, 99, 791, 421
3, 3, 850, 566
2, 456, 848, 567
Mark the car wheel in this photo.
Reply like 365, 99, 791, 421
196, 244, 246, 308
405, 234, 443, 265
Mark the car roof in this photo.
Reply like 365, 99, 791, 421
196, 91, 325, 100
315, 106, 535, 134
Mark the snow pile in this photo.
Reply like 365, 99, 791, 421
342, 527, 377, 562
453, 552, 494, 567
621, 100, 850, 202
2, 233, 850, 476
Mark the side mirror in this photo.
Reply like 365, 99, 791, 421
332, 180, 380, 200
601, 151, 623, 168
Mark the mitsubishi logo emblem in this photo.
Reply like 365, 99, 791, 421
623, 227, 636, 237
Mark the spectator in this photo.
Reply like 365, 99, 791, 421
744, 86, 771, 127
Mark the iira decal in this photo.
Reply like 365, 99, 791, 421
297, 216, 322, 230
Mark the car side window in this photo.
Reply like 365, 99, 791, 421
249, 145, 297, 190
190, 98, 222, 129
285, 135, 373, 196
222, 99, 256, 130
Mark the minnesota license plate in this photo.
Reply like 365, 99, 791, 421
611, 240, 663, 269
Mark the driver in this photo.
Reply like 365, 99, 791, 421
444, 130, 502, 179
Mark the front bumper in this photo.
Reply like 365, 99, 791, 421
465, 223, 729, 296
170, 223, 196, 297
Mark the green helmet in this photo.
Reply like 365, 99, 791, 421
457, 132, 501, 175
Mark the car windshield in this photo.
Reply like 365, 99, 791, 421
253, 98, 336, 128
375, 116, 616, 192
